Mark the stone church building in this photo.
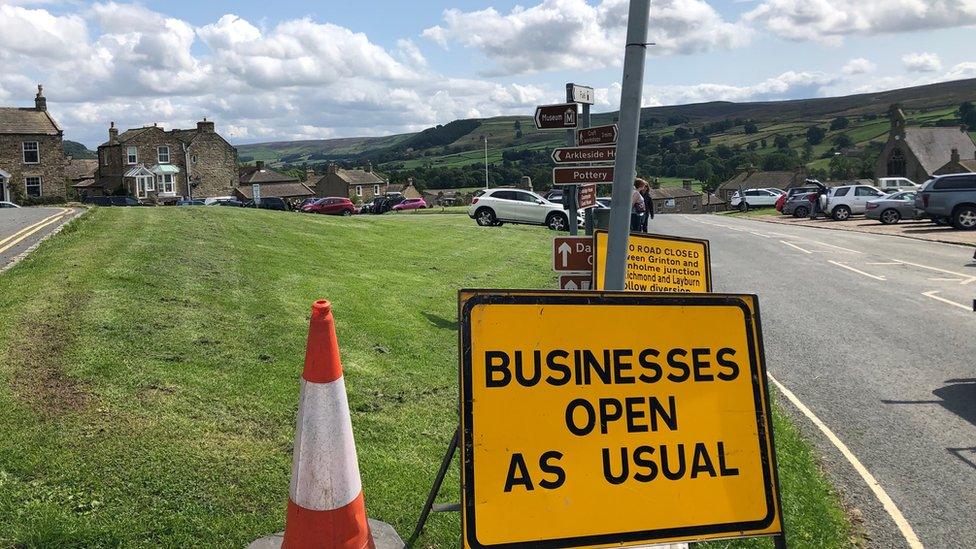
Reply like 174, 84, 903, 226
874, 107, 976, 184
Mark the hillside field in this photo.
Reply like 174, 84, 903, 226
0, 208, 851, 547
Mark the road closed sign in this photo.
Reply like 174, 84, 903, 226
593, 230, 711, 292
459, 291, 782, 548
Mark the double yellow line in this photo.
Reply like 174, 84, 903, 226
0, 208, 71, 256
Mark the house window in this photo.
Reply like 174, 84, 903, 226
23, 142, 39, 164
127, 146, 138, 165
356, 185, 363, 196
157, 146, 170, 163
887, 149, 906, 177
665, 198, 676, 208
25, 177, 41, 197
145, 174, 155, 191
101, 150, 108, 166
191, 154, 197, 163
160, 174, 175, 194
373, 184, 379, 195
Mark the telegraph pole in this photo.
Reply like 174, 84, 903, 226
604, 0, 650, 291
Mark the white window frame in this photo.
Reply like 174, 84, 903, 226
126, 146, 138, 165
157, 146, 170, 164
159, 174, 175, 195
101, 150, 108, 166
356, 185, 363, 197
191, 154, 197, 164
23, 141, 39, 164
25, 176, 42, 197
145, 174, 155, 192
665, 198, 676, 208
373, 184, 379, 195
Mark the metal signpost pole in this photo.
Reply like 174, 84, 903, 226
604, 0, 650, 291
580, 102, 593, 235
565, 84, 579, 236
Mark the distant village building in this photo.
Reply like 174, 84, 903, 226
0, 85, 67, 202
313, 162, 388, 201
237, 161, 314, 203
67, 159, 98, 197
648, 180, 702, 214
934, 148, 976, 176
95, 118, 239, 202
716, 167, 808, 203
874, 107, 976, 184
387, 178, 422, 199
702, 193, 728, 213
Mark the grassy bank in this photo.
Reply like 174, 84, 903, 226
0, 208, 852, 547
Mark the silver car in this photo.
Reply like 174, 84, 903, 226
865, 191, 920, 224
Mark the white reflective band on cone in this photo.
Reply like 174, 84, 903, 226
289, 378, 363, 511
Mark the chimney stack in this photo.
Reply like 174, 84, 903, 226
328, 163, 339, 175
109, 121, 119, 143
952, 148, 961, 163
256, 160, 265, 170
682, 179, 693, 191
365, 161, 372, 173
305, 167, 316, 181
34, 84, 46, 111
197, 117, 215, 133
652, 179, 661, 189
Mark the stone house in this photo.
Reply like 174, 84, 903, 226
237, 162, 314, 204
716, 167, 808, 203
934, 148, 976, 176
67, 159, 99, 198
702, 193, 728, 213
874, 107, 976, 184
648, 180, 702, 214
0, 85, 67, 203
313, 163, 388, 201
387, 178, 422, 199
95, 118, 238, 203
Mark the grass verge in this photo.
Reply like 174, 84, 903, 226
0, 208, 852, 547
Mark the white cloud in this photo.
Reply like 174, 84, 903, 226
422, 0, 750, 76
0, 4, 89, 62
842, 57, 875, 75
903, 51, 942, 72
645, 71, 836, 106
745, 0, 976, 45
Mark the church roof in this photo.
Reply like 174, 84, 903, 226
902, 127, 976, 176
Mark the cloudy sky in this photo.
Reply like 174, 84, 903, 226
2, 0, 976, 148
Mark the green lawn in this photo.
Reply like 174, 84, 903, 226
0, 208, 852, 548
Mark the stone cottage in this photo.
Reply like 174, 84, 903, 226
387, 178, 422, 199
934, 148, 976, 176
874, 107, 976, 184
648, 180, 702, 214
716, 167, 808, 203
313, 163, 388, 201
0, 85, 67, 203
95, 118, 238, 202
237, 161, 314, 204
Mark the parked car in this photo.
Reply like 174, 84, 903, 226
865, 191, 920, 224
368, 193, 406, 214
84, 196, 148, 206
775, 193, 787, 212
176, 199, 206, 206
392, 197, 428, 211
729, 188, 781, 210
783, 193, 815, 217
822, 184, 886, 220
596, 197, 612, 209
245, 197, 289, 211
0, 201, 20, 208
204, 196, 234, 206
763, 188, 786, 196
876, 177, 918, 193
215, 198, 245, 207
468, 188, 577, 230
295, 197, 321, 211
304, 197, 356, 216
917, 172, 976, 230
544, 189, 564, 203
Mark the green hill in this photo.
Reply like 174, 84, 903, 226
64, 140, 96, 159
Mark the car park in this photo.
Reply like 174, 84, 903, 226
303, 197, 356, 216
729, 188, 781, 210
366, 193, 405, 214
822, 184, 886, 221
877, 177, 918, 193
917, 172, 976, 230
392, 198, 428, 211
468, 188, 575, 230
0, 201, 20, 208
245, 197, 290, 211
865, 191, 920, 224
176, 199, 206, 206
783, 192, 815, 217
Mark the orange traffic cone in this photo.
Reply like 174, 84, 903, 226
249, 300, 402, 549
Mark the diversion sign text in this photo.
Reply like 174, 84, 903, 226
459, 291, 782, 548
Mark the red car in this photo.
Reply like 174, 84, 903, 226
775, 193, 787, 212
391, 198, 428, 211
303, 197, 355, 216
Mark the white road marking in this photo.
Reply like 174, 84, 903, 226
927, 277, 965, 282
866, 262, 903, 266
805, 240, 863, 254
780, 240, 813, 254
890, 259, 976, 285
828, 260, 887, 281
767, 374, 925, 549
921, 290, 972, 311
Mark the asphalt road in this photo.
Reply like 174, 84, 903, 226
0, 207, 75, 271
647, 214, 976, 548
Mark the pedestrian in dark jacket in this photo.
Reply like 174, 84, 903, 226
639, 183, 654, 232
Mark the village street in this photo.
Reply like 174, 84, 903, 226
0, 207, 76, 271
652, 214, 976, 549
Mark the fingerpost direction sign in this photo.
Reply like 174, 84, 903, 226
577, 184, 597, 210
559, 273, 592, 290
535, 103, 579, 130
552, 167, 614, 185
592, 230, 711, 293
553, 236, 593, 272
551, 146, 616, 164
458, 290, 783, 548
577, 124, 618, 146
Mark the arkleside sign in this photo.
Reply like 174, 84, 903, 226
535, 103, 579, 130
459, 290, 783, 548
577, 124, 618, 146
593, 230, 712, 293
551, 146, 616, 164
552, 167, 614, 185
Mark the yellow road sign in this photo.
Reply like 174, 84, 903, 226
459, 290, 782, 548
592, 230, 711, 292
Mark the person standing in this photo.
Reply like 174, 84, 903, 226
639, 181, 654, 232
631, 179, 646, 231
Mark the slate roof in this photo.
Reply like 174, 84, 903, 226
718, 170, 798, 191
648, 186, 700, 199
0, 107, 61, 135
703, 193, 726, 206
902, 127, 976, 176
99, 125, 219, 147
236, 182, 314, 199
335, 168, 384, 185
239, 166, 299, 184
66, 159, 98, 181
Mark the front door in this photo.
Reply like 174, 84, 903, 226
0, 178, 7, 202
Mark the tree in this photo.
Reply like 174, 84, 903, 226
697, 135, 711, 147
760, 139, 768, 148
806, 126, 826, 145
746, 142, 758, 151
832, 133, 853, 149
773, 134, 790, 149
694, 160, 713, 183
674, 127, 692, 140
744, 122, 759, 134
762, 150, 798, 171
829, 117, 850, 131
960, 101, 976, 129
829, 155, 860, 180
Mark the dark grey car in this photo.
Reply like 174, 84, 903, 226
865, 191, 919, 224
918, 173, 976, 229
783, 192, 814, 217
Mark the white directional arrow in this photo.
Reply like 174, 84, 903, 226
565, 280, 578, 290
558, 242, 572, 268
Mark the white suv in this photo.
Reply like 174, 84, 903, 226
468, 188, 573, 231
729, 188, 781, 210
822, 184, 886, 220
877, 177, 918, 193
